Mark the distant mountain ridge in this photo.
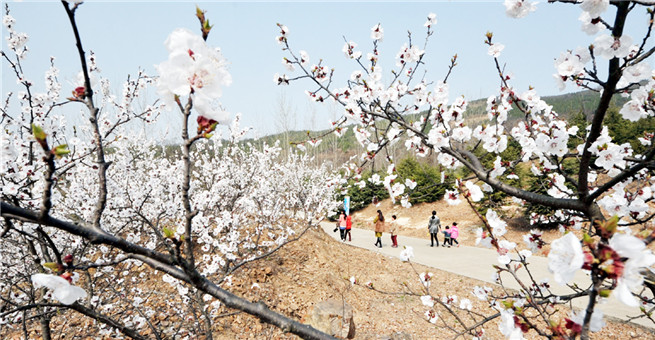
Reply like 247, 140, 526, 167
247, 90, 627, 155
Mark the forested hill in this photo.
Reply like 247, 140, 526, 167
464, 89, 627, 120
247, 90, 628, 154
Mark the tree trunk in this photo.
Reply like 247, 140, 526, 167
40, 316, 51, 340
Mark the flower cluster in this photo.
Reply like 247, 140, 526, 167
342, 41, 362, 59
3, 14, 29, 58
155, 28, 231, 122
395, 43, 424, 67
522, 229, 546, 253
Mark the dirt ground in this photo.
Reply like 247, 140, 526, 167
210, 216, 653, 339
5, 199, 654, 339
207, 198, 654, 339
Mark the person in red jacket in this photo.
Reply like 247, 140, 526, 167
345, 214, 352, 241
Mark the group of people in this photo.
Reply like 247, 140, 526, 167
336, 212, 352, 242
373, 210, 399, 248
427, 210, 459, 248
370, 209, 459, 248
336, 209, 460, 249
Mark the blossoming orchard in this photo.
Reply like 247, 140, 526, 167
1, 0, 655, 339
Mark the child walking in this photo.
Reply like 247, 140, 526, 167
450, 222, 460, 247
442, 225, 452, 248
389, 215, 399, 248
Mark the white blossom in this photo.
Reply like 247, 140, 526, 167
609, 233, 655, 306
548, 233, 584, 285
499, 308, 524, 339
421, 295, 434, 307
504, 0, 537, 19
370, 23, 384, 41
488, 43, 505, 58
465, 181, 484, 202
424, 13, 437, 27
473, 286, 492, 301
580, 0, 609, 18
594, 34, 633, 60
400, 246, 414, 262
570, 309, 606, 332
155, 28, 231, 122
31, 274, 87, 305
459, 298, 472, 311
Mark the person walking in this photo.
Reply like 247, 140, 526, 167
442, 225, 452, 248
374, 210, 385, 248
338, 211, 347, 241
450, 222, 460, 247
428, 210, 441, 247
345, 214, 353, 242
389, 215, 399, 248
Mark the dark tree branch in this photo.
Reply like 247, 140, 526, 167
577, 1, 630, 221
1, 201, 337, 340
61, 0, 109, 231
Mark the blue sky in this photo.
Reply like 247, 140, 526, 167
2, 1, 653, 138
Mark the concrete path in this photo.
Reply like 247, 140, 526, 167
321, 222, 653, 330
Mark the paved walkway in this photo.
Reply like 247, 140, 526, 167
321, 222, 653, 330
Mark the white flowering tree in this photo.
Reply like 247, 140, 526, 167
1, 2, 340, 339
277, 0, 655, 339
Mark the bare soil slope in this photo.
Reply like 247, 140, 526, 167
6, 199, 653, 339
212, 222, 651, 339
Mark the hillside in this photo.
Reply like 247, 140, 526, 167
209, 219, 652, 339
5, 199, 653, 339
208, 196, 653, 339
247, 90, 627, 156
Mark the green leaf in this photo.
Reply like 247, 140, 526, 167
32, 124, 46, 141
203, 19, 213, 31
163, 227, 175, 239
582, 232, 593, 245
600, 215, 619, 238
196, 6, 204, 18
53, 144, 70, 158
43, 262, 59, 271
